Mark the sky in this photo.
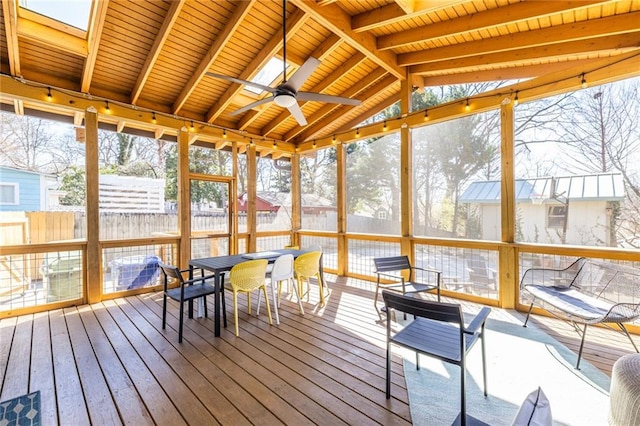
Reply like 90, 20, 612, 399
20, 0, 91, 30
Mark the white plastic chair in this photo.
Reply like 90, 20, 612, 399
258, 254, 304, 324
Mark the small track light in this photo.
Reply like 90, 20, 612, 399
514, 91, 519, 107
424, 110, 429, 121
581, 73, 588, 89
332, 135, 336, 144
105, 101, 111, 113
312, 140, 317, 148
152, 112, 157, 124
383, 121, 387, 131
356, 128, 360, 137
46, 87, 52, 101
223, 129, 227, 139
190, 121, 195, 131
465, 98, 470, 111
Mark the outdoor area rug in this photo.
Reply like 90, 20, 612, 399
403, 311, 610, 425
0, 391, 41, 426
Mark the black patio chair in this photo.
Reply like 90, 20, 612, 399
382, 290, 491, 426
373, 255, 441, 319
158, 261, 218, 343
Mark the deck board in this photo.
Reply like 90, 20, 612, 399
1, 314, 30, 400
1, 275, 636, 425
106, 299, 219, 425
30, 312, 57, 426
49, 308, 91, 424
65, 306, 122, 425
77, 305, 152, 424
91, 301, 184, 425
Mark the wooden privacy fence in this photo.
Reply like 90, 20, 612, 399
0, 212, 76, 288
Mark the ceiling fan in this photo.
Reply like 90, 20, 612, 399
205, 0, 361, 126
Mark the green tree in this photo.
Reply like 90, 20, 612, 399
59, 166, 86, 206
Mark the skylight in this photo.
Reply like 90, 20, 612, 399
245, 57, 289, 95
20, 0, 91, 31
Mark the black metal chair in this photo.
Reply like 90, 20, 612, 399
382, 290, 491, 426
158, 261, 217, 343
373, 255, 441, 318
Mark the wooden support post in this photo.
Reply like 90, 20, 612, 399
85, 107, 100, 303
247, 144, 257, 253
400, 70, 413, 263
291, 153, 301, 248
337, 143, 347, 275
230, 142, 239, 255
178, 127, 191, 268
500, 99, 517, 308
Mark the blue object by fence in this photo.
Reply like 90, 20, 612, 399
111, 255, 160, 290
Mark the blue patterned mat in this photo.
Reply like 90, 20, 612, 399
0, 391, 41, 426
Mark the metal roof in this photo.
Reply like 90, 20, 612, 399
460, 173, 625, 204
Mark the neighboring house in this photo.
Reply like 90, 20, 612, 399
237, 192, 335, 214
460, 173, 624, 246
0, 165, 59, 212
374, 206, 391, 220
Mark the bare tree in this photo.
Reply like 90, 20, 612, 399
0, 112, 84, 173
557, 80, 640, 247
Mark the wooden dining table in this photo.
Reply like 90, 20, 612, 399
189, 248, 319, 337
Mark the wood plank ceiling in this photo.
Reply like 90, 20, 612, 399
1, 0, 639, 153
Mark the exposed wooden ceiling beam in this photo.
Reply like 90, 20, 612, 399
240, 33, 343, 133
13, 99, 23, 115
172, 0, 254, 114
398, 11, 640, 66
477, 50, 640, 107
409, 33, 640, 74
260, 51, 365, 136
74, 111, 84, 126
131, 0, 185, 105
205, 9, 309, 123
393, 0, 415, 15
289, 0, 404, 79
214, 140, 229, 150
17, 16, 87, 57
293, 74, 397, 142
334, 93, 399, 135
298, 50, 640, 152
352, 0, 467, 32
2, 0, 20, 76
420, 59, 604, 86
282, 68, 388, 141
0, 74, 275, 145
377, 0, 609, 50
81, 0, 109, 93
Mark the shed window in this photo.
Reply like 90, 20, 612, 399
547, 205, 567, 228
0, 183, 19, 205
378, 210, 388, 220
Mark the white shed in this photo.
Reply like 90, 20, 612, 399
460, 173, 625, 246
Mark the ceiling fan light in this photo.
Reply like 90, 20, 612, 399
275, 94, 296, 108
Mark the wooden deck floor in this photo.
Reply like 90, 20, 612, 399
1, 275, 637, 425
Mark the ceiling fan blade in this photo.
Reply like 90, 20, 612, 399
286, 102, 307, 126
230, 97, 273, 116
286, 57, 320, 91
206, 72, 276, 94
297, 92, 361, 106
